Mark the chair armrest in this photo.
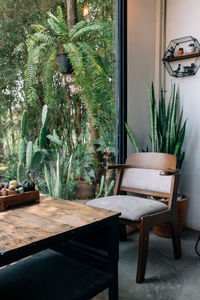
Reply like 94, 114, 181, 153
159, 168, 180, 176
106, 164, 136, 170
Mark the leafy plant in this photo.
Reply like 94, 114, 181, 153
70, 134, 96, 184
126, 83, 187, 168
16, 6, 115, 180
44, 128, 75, 199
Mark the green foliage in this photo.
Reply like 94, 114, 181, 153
70, 135, 96, 184
23, 6, 115, 164
17, 105, 47, 182
125, 123, 139, 153
96, 175, 115, 198
126, 83, 187, 168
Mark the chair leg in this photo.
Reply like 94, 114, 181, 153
119, 224, 127, 241
171, 214, 182, 259
136, 219, 149, 283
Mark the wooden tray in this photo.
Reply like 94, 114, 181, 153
0, 190, 40, 212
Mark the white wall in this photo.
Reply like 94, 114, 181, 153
165, 0, 200, 230
127, 0, 157, 154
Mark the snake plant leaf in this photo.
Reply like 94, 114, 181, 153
169, 122, 176, 154
166, 84, 176, 153
178, 151, 185, 169
173, 120, 187, 157
146, 81, 157, 152
177, 109, 183, 137
125, 123, 139, 153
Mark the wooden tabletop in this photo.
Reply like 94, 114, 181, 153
0, 195, 119, 256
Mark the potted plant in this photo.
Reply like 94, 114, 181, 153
70, 139, 96, 200
125, 82, 188, 238
57, 52, 73, 74
186, 43, 196, 53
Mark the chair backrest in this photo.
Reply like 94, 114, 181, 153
114, 153, 178, 209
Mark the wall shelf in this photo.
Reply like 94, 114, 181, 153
162, 36, 200, 77
163, 52, 200, 62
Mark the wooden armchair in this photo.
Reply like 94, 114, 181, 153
87, 153, 182, 283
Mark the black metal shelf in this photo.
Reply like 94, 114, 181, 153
162, 36, 200, 77
163, 52, 200, 62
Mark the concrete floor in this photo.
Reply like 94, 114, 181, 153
0, 228, 199, 300
95, 228, 200, 300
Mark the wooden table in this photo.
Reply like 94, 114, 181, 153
0, 195, 120, 300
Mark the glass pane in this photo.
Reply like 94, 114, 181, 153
0, 0, 116, 202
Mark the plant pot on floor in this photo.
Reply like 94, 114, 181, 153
75, 180, 95, 200
153, 196, 188, 238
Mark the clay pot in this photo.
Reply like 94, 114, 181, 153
75, 181, 95, 200
153, 196, 188, 238
178, 48, 184, 55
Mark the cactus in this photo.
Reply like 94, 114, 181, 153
105, 180, 115, 197
18, 139, 26, 164
96, 175, 114, 198
31, 150, 43, 171
26, 141, 33, 171
39, 105, 48, 149
42, 104, 48, 127
21, 111, 27, 138
96, 175, 105, 198
17, 163, 25, 183
17, 106, 47, 182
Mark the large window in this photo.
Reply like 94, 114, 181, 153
0, 0, 118, 201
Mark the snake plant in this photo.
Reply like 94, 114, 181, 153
126, 82, 186, 168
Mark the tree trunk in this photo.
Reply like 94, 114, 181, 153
65, 0, 77, 29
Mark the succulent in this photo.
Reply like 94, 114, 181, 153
22, 181, 35, 192
96, 175, 115, 198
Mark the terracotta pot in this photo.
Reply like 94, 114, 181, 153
75, 181, 95, 200
153, 196, 188, 239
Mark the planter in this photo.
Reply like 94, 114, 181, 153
153, 196, 188, 238
0, 190, 40, 212
57, 52, 73, 74
75, 181, 95, 200
186, 44, 196, 53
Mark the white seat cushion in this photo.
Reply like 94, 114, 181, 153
87, 195, 168, 221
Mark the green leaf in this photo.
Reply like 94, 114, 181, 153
125, 123, 139, 153
47, 134, 62, 146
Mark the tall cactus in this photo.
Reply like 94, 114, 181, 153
39, 105, 48, 149
96, 175, 115, 198
17, 111, 28, 182
17, 106, 48, 182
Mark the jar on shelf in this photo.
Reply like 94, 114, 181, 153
186, 43, 196, 53
178, 47, 184, 55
